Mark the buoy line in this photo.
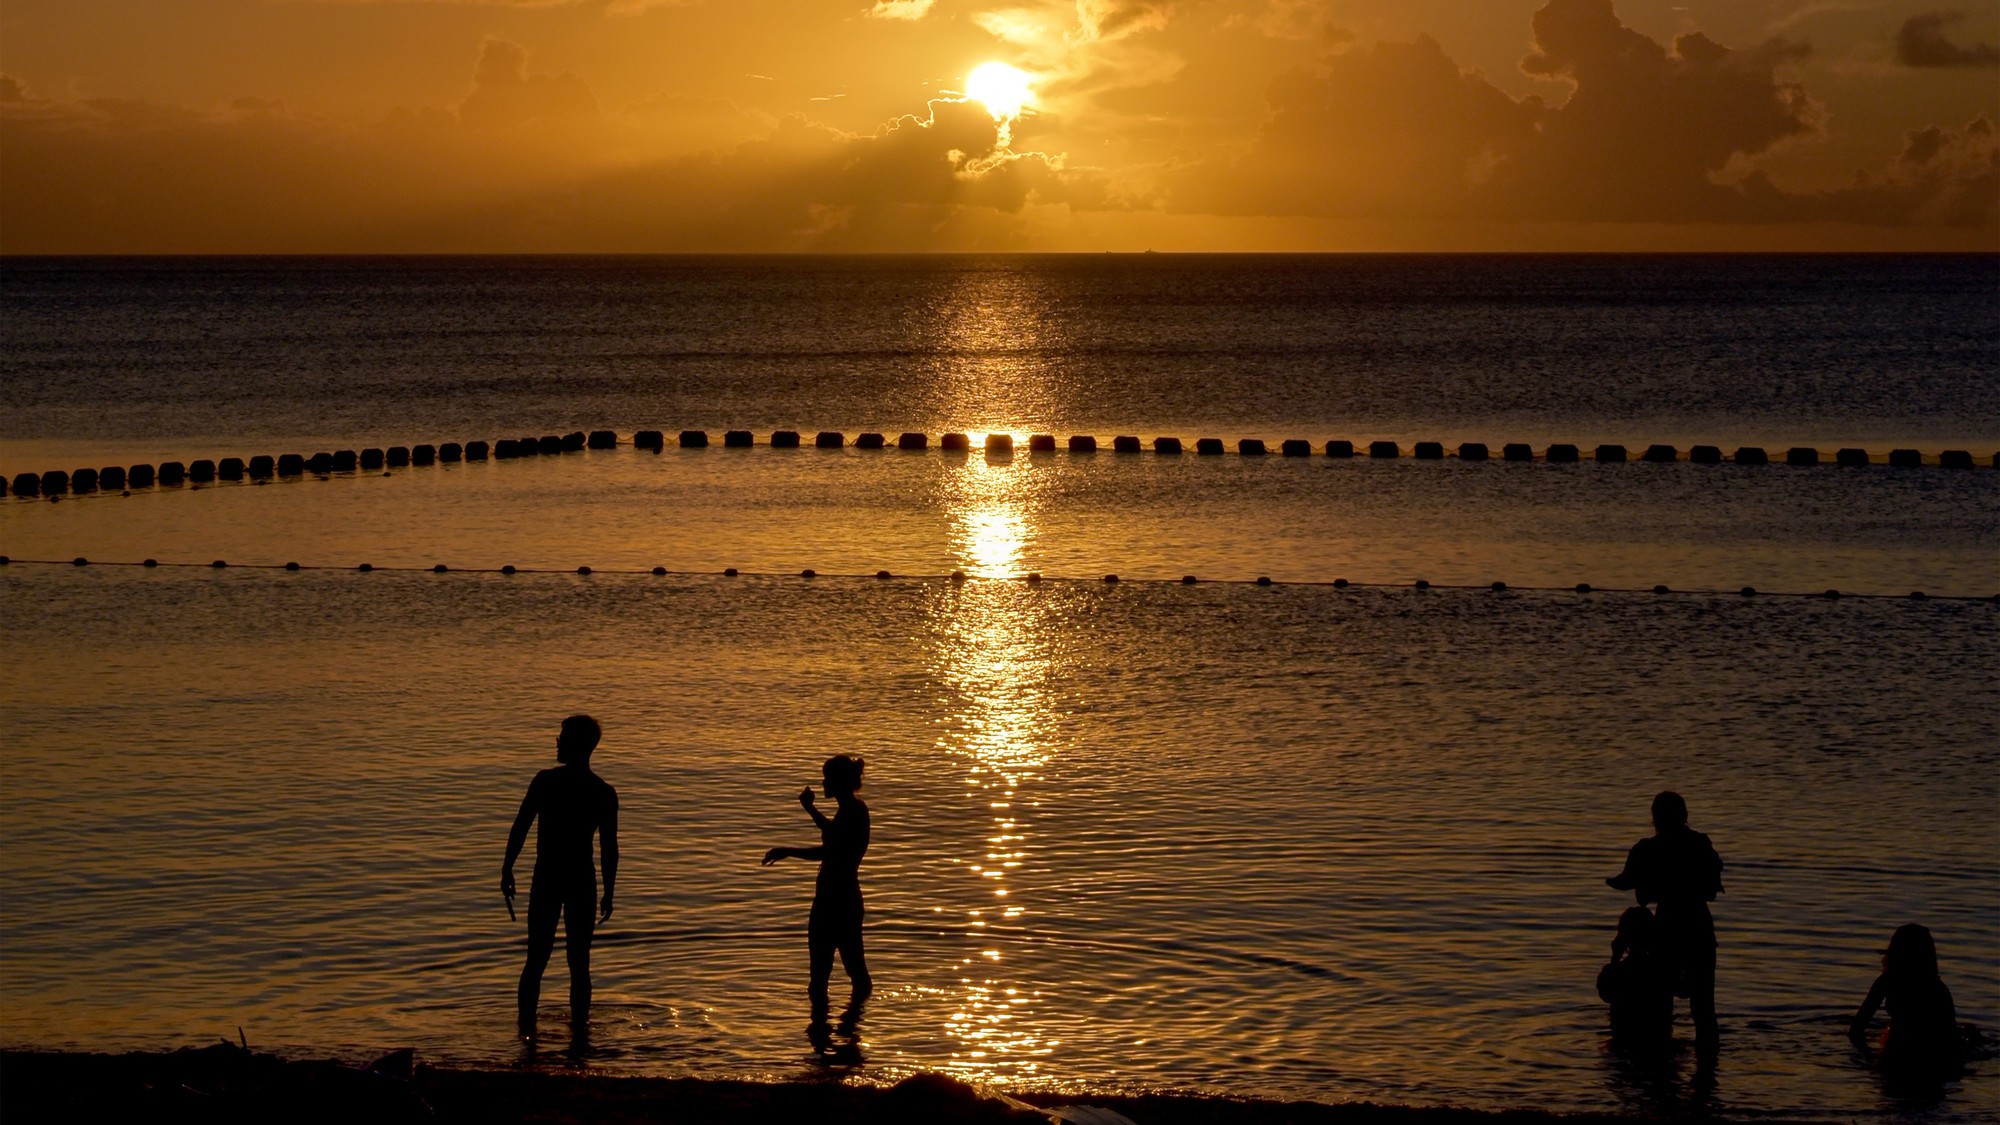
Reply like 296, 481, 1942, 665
6, 430, 1998, 500
2, 556, 1992, 603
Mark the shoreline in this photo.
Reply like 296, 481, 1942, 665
0, 1044, 1829, 1125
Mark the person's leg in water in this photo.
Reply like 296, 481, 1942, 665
563, 881, 597, 1030
518, 882, 562, 1035
837, 921, 873, 1006
808, 910, 837, 1025
1688, 945, 1718, 1062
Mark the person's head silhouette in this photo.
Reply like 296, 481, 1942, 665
557, 714, 602, 765
822, 754, 864, 799
1613, 905, 1656, 958
1882, 923, 1939, 981
1650, 790, 1687, 832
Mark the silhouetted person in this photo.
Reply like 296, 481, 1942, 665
1850, 924, 1964, 1080
1607, 790, 1722, 1059
503, 714, 618, 1038
1598, 906, 1674, 1052
763, 754, 872, 1026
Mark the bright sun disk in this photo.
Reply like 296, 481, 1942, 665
965, 62, 1032, 122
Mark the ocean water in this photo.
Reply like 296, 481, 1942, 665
1, 256, 1997, 1120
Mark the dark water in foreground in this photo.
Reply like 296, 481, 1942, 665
1, 256, 1996, 1119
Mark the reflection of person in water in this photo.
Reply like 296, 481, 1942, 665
763, 754, 873, 1024
1850, 924, 1964, 1078
503, 715, 619, 1039
1598, 906, 1674, 1052
1607, 790, 1723, 1059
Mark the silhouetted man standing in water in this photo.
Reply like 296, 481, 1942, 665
503, 714, 618, 1038
1608, 790, 1723, 1061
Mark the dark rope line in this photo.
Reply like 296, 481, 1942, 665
3, 557, 1992, 603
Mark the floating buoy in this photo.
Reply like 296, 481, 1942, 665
1458, 443, 1490, 462
941, 433, 970, 452
858, 433, 888, 450
440, 443, 463, 462
1939, 450, 1974, 469
100, 466, 128, 490
1103, 573, 1119, 583
651, 566, 666, 576
1255, 575, 1272, 586
1836, 448, 1868, 468
71, 468, 99, 492
897, 432, 927, 451
1888, 448, 1922, 468
211, 560, 227, 569
633, 431, 665, 451
572, 566, 589, 575
1154, 437, 1183, 454
1545, 444, 1578, 464
1643, 444, 1677, 464
1785, 447, 1819, 467
1238, 438, 1268, 455
412, 444, 436, 465
1281, 439, 1311, 457
1823, 588, 1840, 598
801, 568, 817, 578
189, 459, 216, 482
130, 464, 157, 487
876, 569, 892, 579
561, 432, 586, 452
1182, 575, 1198, 584
772, 431, 802, 449
71, 556, 88, 566
951, 570, 966, 582
1575, 583, 1592, 593
1502, 443, 1532, 462
534, 437, 560, 456
1369, 441, 1399, 459
1740, 586, 1756, 596
432, 564, 448, 573
246, 456, 274, 478
1689, 445, 1722, 465
1028, 434, 1056, 452
724, 567, 739, 577
1067, 435, 1097, 453
724, 430, 754, 448
679, 430, 710, 448
11, 472, 38, 496
1414, 579, 1430, 590
985, 433, 1013, 454
361, 448, 385, 470
159, 461, 188, 484
1025, 572, 1042, 583
465, 441, 490, 461
143, 558, 158, 568
306, 453, 333, 474
588, 431, 617, 450
41, 470, 71, 493
1414, 442, 1444, 460
1734, 447, 1769, 466
285, 562, 300, 571
1909, 590, 1928, 600
278, 455, 305, 476
1491, 581, 1507, 592
1594, 444, 1627, 464
1653, 584, 1670, 594
218, 458, 244, 480
1326, 440, 1355, 458
1196, 438, 1224, 455
1333, 578, 1349, 588
359, 563, 374, 572
1113, 435, 1141, 453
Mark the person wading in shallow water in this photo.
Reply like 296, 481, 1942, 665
763, 754, 873, 1029
1607, 790, 1723, 1061
503, 714, 619, 1039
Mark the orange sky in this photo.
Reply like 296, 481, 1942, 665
2, 0, 1995, 251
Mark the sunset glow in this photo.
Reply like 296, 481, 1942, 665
964, 62, 1033, 123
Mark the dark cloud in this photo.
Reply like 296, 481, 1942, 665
1896, 11, 2000, 68
459, 39, 600, 131
1171, 0, 1993, 230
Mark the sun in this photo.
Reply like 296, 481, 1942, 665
965, 62, 1033, 123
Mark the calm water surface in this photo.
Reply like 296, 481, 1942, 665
1, 256, 1996, 1120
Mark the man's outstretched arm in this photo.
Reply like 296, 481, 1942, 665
502, 776, 541, 900
599, 789, 619, 921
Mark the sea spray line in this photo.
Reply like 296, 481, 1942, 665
2, 556, 1993, 602
6, 431, 1999, 499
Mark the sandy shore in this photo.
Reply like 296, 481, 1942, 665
0, 1043, 1821, 1124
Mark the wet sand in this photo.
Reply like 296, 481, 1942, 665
0, 1045, 1815, 1124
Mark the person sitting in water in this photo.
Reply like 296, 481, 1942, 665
763, 754, 873, 1026
1850, 923, 1965, 1076
1597, 906, 1674, 1050
1606, 790, 1724, 1059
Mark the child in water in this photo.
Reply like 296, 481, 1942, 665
763, 754, 873, 1024
1597, 906, 1674, 1051
1850, 923, 1964, 1077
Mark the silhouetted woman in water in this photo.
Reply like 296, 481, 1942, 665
763, 754, 872, 1024
1598, 906, 1674, 1053
1851, 923, 1965, 1082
